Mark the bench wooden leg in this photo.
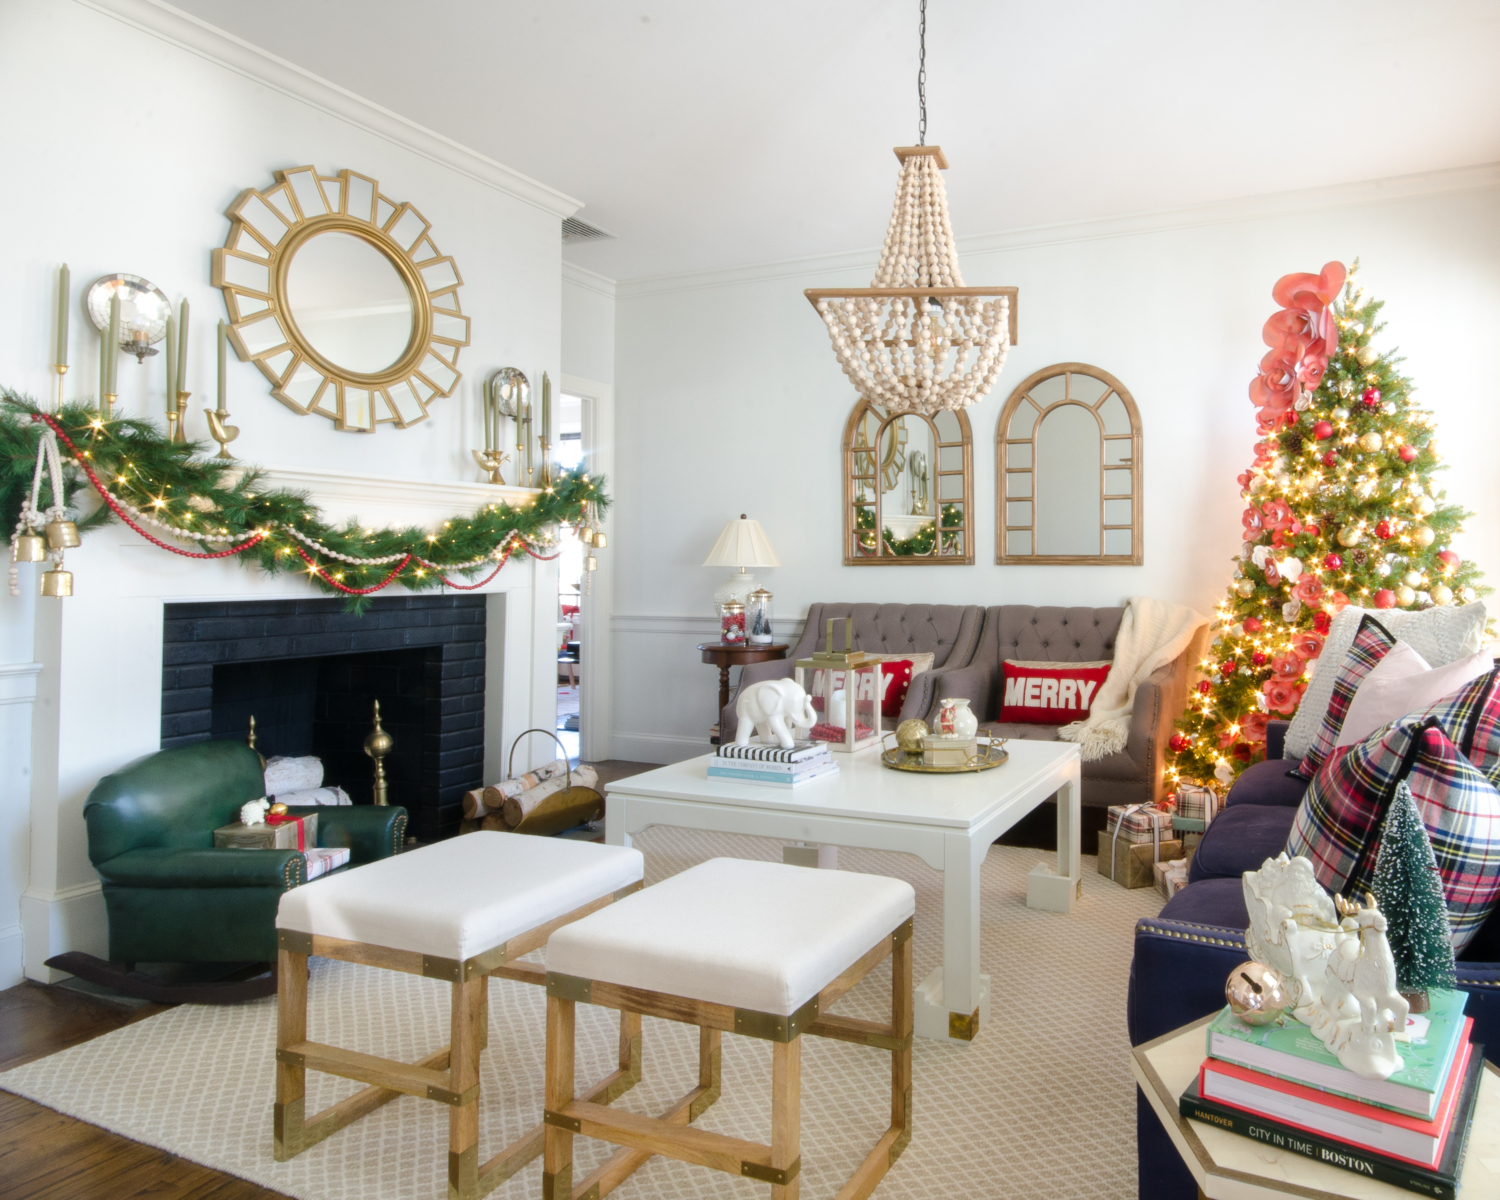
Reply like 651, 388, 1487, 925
543, 995, 576, 1200
448, 975, 485, 1200
892, 924, 913, 1162
273, 947, 308, 1162
771, 1038, 801, 1200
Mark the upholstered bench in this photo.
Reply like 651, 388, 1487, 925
273, 831, 644, 1199
543, 857, 916, 1200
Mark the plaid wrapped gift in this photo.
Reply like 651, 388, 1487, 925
1154, 857, 1190, 902
1289, 714, 1500, 951
1172, 783, 1220, 833
1106, 803, 1174, 845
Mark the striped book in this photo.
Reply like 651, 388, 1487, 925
715, 741, 828, 764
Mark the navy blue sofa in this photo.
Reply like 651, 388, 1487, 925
1128, 720, 1500, 1200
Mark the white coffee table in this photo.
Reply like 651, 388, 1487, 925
604, 739, 1081, 1045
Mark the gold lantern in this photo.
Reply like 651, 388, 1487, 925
794, 617, 885, 753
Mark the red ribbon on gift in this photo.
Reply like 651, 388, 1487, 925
266, 813, 307, 851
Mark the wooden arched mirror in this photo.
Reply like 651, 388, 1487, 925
843, 399, 973, 564
996, 363, 1142, 564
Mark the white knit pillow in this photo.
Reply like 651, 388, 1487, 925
1282, 602, 1487, 762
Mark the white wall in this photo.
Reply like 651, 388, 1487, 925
610, 171, 1500, 761
0, 0, 579, 985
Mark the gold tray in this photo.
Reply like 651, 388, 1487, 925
879, 734, 1009, 774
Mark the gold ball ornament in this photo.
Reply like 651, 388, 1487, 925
1430, 583, 1454, 606
1403, 569, 1424, 588
1332, 406, 1350, 421
1359, 431, 1383, 453
896, 719, 929, 755
1337, 525, 1363, 547
269, 802, 289, 817
1357, 345, 1379, 366
1414, 496, 1436, 517
1413, 524, 1436, 548
1299, 470, 1322, 491
1396, 585, 1417, 607
1225, 961, 1289, 1026
1236, 578, 1256, 598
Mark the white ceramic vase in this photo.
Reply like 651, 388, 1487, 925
937, 697, 978, 739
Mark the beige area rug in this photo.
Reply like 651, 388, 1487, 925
0, 831, 1161, 1199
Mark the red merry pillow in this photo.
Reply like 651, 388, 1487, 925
1000, 660, 1111, 725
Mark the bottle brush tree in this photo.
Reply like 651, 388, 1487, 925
1371, 780, 1456, 1005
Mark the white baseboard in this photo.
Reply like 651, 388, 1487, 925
21, 883, 106, 983
0, 924, 22, 990
609, 731, 711, 765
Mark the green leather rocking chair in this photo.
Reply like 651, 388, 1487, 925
46, 739, 408, 1002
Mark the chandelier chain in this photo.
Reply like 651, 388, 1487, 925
917, 0, 927, 146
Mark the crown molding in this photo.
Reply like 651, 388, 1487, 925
74, 0, 584, 220
561, 261, 618, 299
616, 160, 1500, 300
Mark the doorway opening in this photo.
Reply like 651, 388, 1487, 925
556, 392, 585, 760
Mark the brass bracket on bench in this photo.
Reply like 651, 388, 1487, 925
544, 1109, 581, 1133
733, 996, 819, 1043
742, 1158, 801, 1186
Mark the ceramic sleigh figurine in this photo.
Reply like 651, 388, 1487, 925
1243, 853, 1409, 1080
734, 679, 817, 750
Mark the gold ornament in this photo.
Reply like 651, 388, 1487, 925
45, 518, 80, 550
593, 530, 608, 549
1396, 584, 1417, 607
1430, 583, 1454, 607
584, 554, 598, 572
1225, 961, 1288, 1026
1414, 496, 1435, 516
1356, 345, 1379, 366
1337, 524, 1363, 547
12, 533, 45, 562
39, 567, 72, 597
1332, 406, 1350, 421
1299, 470, 1322, 491
896, 718, 929, 755
1359, 431, 1383, 453
1403, 569, 1424, 588
1413, 524, 1436, 548
268, 801, 289, 817
1236, 578, 1255, 598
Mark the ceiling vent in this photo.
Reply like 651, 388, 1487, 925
562, 216, 616, 244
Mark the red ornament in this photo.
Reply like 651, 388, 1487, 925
1304, 523, 1320, 539
1252, 652, 1269, 667
1313, 420, 1335, 441
1399, 444, 1418, 463
1197, 680, 1212, 695
1376, 519, 1393, 540
1438, 549, 1461, 571
1242, 617, 1263, 633
1321, 450, 1337, 468
1323, 553, 1343, 571
1169, 733, 1189, 753
1313, 610, 1332, 633
1361, 387, 1382, 410
1219, 660, 1236, 677
1374, 589, 1397, 609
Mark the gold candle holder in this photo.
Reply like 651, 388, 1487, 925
363, 699, 394, 807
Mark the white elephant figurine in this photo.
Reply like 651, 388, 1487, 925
735, 679, 817, 750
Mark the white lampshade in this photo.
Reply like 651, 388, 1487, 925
702, 514, 781, 569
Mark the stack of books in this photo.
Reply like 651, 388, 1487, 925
1182, 988, 1479, 1197
707, 741, 839, 788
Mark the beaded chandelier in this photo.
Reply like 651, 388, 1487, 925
806, 2, 1016, 416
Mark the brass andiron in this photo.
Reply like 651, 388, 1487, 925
363, 699, 394, 807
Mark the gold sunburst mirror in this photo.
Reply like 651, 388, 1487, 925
212, 166, 469, 433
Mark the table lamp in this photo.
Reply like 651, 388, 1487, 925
702, 514, 780, 613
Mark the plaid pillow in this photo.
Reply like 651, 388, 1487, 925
1425, 664, 1500, 783
1289, 716, 1500, 951
1292, 615, 1397, 780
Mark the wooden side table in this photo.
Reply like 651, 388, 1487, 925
697, 642, 789, 743
1133, 1014, 1500, 1198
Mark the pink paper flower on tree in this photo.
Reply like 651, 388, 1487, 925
1239, 713, 1270, 745
1291, 629, 1326, 660
1262, 677, 1304, 715
1271, 651, 1305, 681
1261, 499, 1295, 532
1262, 558, 1281, 586
1292, 575, 1324, 606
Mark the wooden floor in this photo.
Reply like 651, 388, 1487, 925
0, 760, 659, 1200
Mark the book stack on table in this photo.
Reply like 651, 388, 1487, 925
707, 741, 839, 788
1181, 989, 1480, 1197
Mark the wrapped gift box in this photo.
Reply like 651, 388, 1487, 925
304, 846, 350, 880
213, 813, 318, 851
1097, 829, 1183, 889
1172, 783, 1221, 833
1105, 803, 1174, 845
1154, 857, 1190, 902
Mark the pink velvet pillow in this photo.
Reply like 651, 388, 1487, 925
1335, 644, 1492, 749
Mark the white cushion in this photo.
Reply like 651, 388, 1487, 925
1284, 602, 1487, 761
547, 857, 916, 1016
276, 831, 643, 963
1335, 643, 1492, 748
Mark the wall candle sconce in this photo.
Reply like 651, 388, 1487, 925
204, 320, 240, 460
475, 368, 526, 484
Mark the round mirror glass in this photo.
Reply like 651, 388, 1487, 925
284, 230, 415, 374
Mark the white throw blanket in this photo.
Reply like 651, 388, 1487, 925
1058, 596, 1208, 761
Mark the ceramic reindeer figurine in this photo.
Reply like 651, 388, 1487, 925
1243, 854, 1406, 1081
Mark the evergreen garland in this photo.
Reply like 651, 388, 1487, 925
1372, 781, 1456, 996
0, 391, 608, 610
854, 503, 965, 557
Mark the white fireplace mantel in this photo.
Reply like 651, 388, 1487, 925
247, 465, 545, 530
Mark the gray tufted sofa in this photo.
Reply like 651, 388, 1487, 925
719, 602, 984, 743
925, 605, 1190, 808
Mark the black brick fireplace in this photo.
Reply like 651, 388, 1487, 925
160, 596, 485, 841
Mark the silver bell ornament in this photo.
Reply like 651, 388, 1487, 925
1226, 961, 1288, 1026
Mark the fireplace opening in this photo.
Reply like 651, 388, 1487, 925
162, 597, 485, 841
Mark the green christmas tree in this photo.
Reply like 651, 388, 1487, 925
1372, 781, 1456, 999
1165, 263, 1487, 791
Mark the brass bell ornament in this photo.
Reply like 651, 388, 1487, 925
45, 518, 80, 550
592, 530, 607, 549
40, 567, 73, 597
1225, 960, 1288, 1026
13, 532, 46, 562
